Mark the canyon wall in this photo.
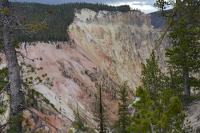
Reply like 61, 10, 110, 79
17, 9, 172, 131
20, 9, 171, 131
6, 8, 200, 132
69, 9, 170, 94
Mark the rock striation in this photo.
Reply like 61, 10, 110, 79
6, 8, 195, 132
69, 9, 170, 94
16, 9, 171, 131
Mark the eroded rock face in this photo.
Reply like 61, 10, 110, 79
1, 9, 173, 132
19, 41, 121, 130
68, 9, 170, 94
15, 9, 171, 131
184, 100, 200, 131
1, 8, 199, 132
17, 9, 199, 132
20, 42, 99, 128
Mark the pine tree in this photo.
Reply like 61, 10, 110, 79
93, 84, 109, 133
0, 1, 53, 132
157, 96, 187, 132
126, 86, 157, 132
127, 49, 194, 132
72, 103, 89, 132
126, 86, 194, 133
114, 82, 130, 133
141, 51, 169, 105
0, 0, 24, 131
154, 0, 200, 100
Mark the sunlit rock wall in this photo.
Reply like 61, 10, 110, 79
69, 9, 170, 94
0, 9, 171, 131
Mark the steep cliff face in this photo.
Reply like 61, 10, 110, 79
68, 9, 169, 94
17, 9, 171, 131
67, 9, 200, 131
1, 9, 174, 132
20, 42, 99, 129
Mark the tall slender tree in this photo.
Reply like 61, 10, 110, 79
141, 51, 168, 104
114, 82, 130, 133
72, 104, 88, 132
154, 0, 200, 99
0, 0, 49, 132
0, 0, 23, 131
93, 84, 109, 133
141, 51, 185, 107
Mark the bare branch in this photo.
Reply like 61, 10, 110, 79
0, 80, 8, 82
21, 80, 41, 87
16, 50, 41, 61
149, 118, 155, 133
28, 124, 52, 133
19, 104, 63, 133
0, 83, 9, 94
0, 121, 11, 131
153, 9, 176, 50
12, 12, 50, 37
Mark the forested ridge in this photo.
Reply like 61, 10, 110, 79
12, 2, 131, 42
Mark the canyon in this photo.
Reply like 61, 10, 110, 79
1, 8, 200, 132
23, 9, 169, 131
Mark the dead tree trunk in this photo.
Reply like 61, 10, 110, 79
99, 85, 103, 133
0, 0, 23, 132
183, 68, 190, 96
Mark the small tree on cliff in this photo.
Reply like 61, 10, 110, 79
126, 86, 194, 133
114, 82, 130, 133
93, 84, 109, 133
141, 51, 169, 105
126, 86, 157, 132
141, 51, 185, 108
72, 102, 90, 132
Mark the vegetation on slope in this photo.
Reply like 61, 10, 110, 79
11, 2, 131, 42
0, 0, 199, 132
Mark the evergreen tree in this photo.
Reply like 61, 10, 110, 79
93, 84, 109, 133
141, 51, 186, 109
126, 86, 157, 132
114, 82, 130, 133
154, 0, 200, 100
126, 86, 194, 133
0, 1, 58, 132
0, 0, 24, 131
72, 111, 88, 132
157, 96, 187, 132
141, 51, 169, 105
